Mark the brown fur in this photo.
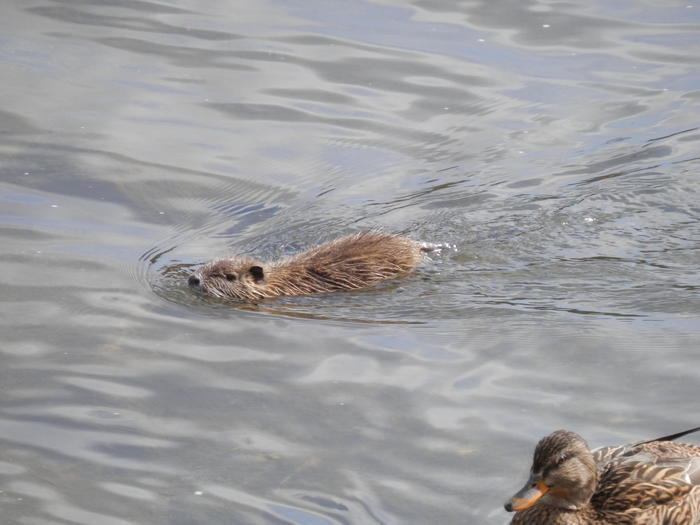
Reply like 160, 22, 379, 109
188, 232, 426, 301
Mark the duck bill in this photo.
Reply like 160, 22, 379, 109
506, 478, 549, 512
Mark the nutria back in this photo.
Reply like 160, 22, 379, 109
189, 232, 425, 301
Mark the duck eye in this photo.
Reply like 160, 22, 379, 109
225, 274, 236, 281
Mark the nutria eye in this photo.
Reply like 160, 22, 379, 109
225, 274, 236, 281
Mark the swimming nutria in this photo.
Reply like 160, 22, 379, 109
188, 232, 429, 301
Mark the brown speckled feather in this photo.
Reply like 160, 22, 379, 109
508, 428, 700, 525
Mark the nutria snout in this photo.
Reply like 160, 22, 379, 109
189, 232, 429, 301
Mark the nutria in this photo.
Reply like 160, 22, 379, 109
188, 232, 429, 301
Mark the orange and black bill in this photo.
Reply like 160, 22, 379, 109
504, 476, 549, 512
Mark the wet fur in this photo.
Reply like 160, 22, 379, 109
190, 232, 425, 301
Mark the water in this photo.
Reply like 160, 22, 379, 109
1, 1, 700, 523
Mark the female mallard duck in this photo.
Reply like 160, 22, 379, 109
505, 427, 700, 524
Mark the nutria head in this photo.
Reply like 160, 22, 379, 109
188, 257, 267, 300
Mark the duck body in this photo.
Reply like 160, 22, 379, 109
506, 428, 700, 525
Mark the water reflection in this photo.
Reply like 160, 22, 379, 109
1, 0, 700, 524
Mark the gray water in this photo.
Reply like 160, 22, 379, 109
2, 1, 700, 523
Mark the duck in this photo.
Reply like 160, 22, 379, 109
504, 427, 700, 524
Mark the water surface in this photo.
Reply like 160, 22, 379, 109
2, 1, 700, 523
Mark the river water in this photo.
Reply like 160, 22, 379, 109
1, 1, 700, 524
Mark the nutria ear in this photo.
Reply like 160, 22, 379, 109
249, 265, 264, 282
